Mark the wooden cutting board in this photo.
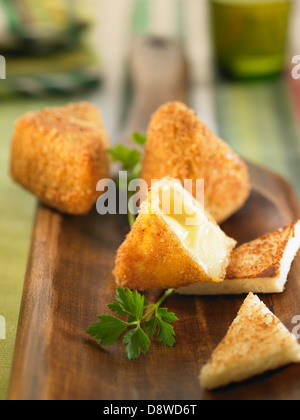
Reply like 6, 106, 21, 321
8, 162, 300, 400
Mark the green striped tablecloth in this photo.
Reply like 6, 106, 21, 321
215, 74, 300, 197
0, 0, 101, 97
1, 0, 300, 400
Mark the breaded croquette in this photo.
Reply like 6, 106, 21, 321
10, 102, 110, 215
114, 178, 236, 291
141, 102, 251, 223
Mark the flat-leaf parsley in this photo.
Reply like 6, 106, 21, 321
87, 288, 177, 360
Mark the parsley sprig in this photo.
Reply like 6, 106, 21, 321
87, 288, 177, 360
107, 132, 147, 182
107, 132, 147, 228
92, 134, 177, 360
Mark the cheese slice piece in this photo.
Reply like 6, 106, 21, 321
114, 177, 236, 290
200, 293, 300, 390
177, 221, 300, 295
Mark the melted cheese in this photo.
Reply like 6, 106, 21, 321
158, 184, 233, 279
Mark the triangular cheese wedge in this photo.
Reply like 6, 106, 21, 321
141, 101, 250, 223
114, 178, 236, 290
177, 221, 300, 295
200, 293, 300, 390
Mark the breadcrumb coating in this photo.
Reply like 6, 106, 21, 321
10, 102, 110, 215
141, 102, 251, 223
114, 178, 236, 291
114, 211, 220, 291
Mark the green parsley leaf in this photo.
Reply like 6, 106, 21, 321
123, 327, 151, 360
107, 301, 128, 317
157, 308, 179, 323
143, 316, 158, 338
107, 145, 141, 170
132, 132, 147, 146
145, 308, 178, 347
87, 288, 177, 360
156, 316, 176, 348
115, 288, 147, 321
107, 133, 147, 227
87, 314, 127, 346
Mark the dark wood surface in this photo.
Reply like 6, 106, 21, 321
8, 162, 300, 400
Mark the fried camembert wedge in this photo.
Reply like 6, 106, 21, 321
200, 293, 300, 390
10, 102, 110, 215
114, 178, 236, 290
141, 102, 251, 224
178, 221, 300, 295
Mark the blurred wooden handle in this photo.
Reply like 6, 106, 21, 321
122, 36, 188, 145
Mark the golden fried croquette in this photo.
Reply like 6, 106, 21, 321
141, 102, 251, 223
114, 178, 236, 291
178, 220, 300, 295
10, 102, 110, 215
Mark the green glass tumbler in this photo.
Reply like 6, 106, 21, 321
210, 0, 292, 79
